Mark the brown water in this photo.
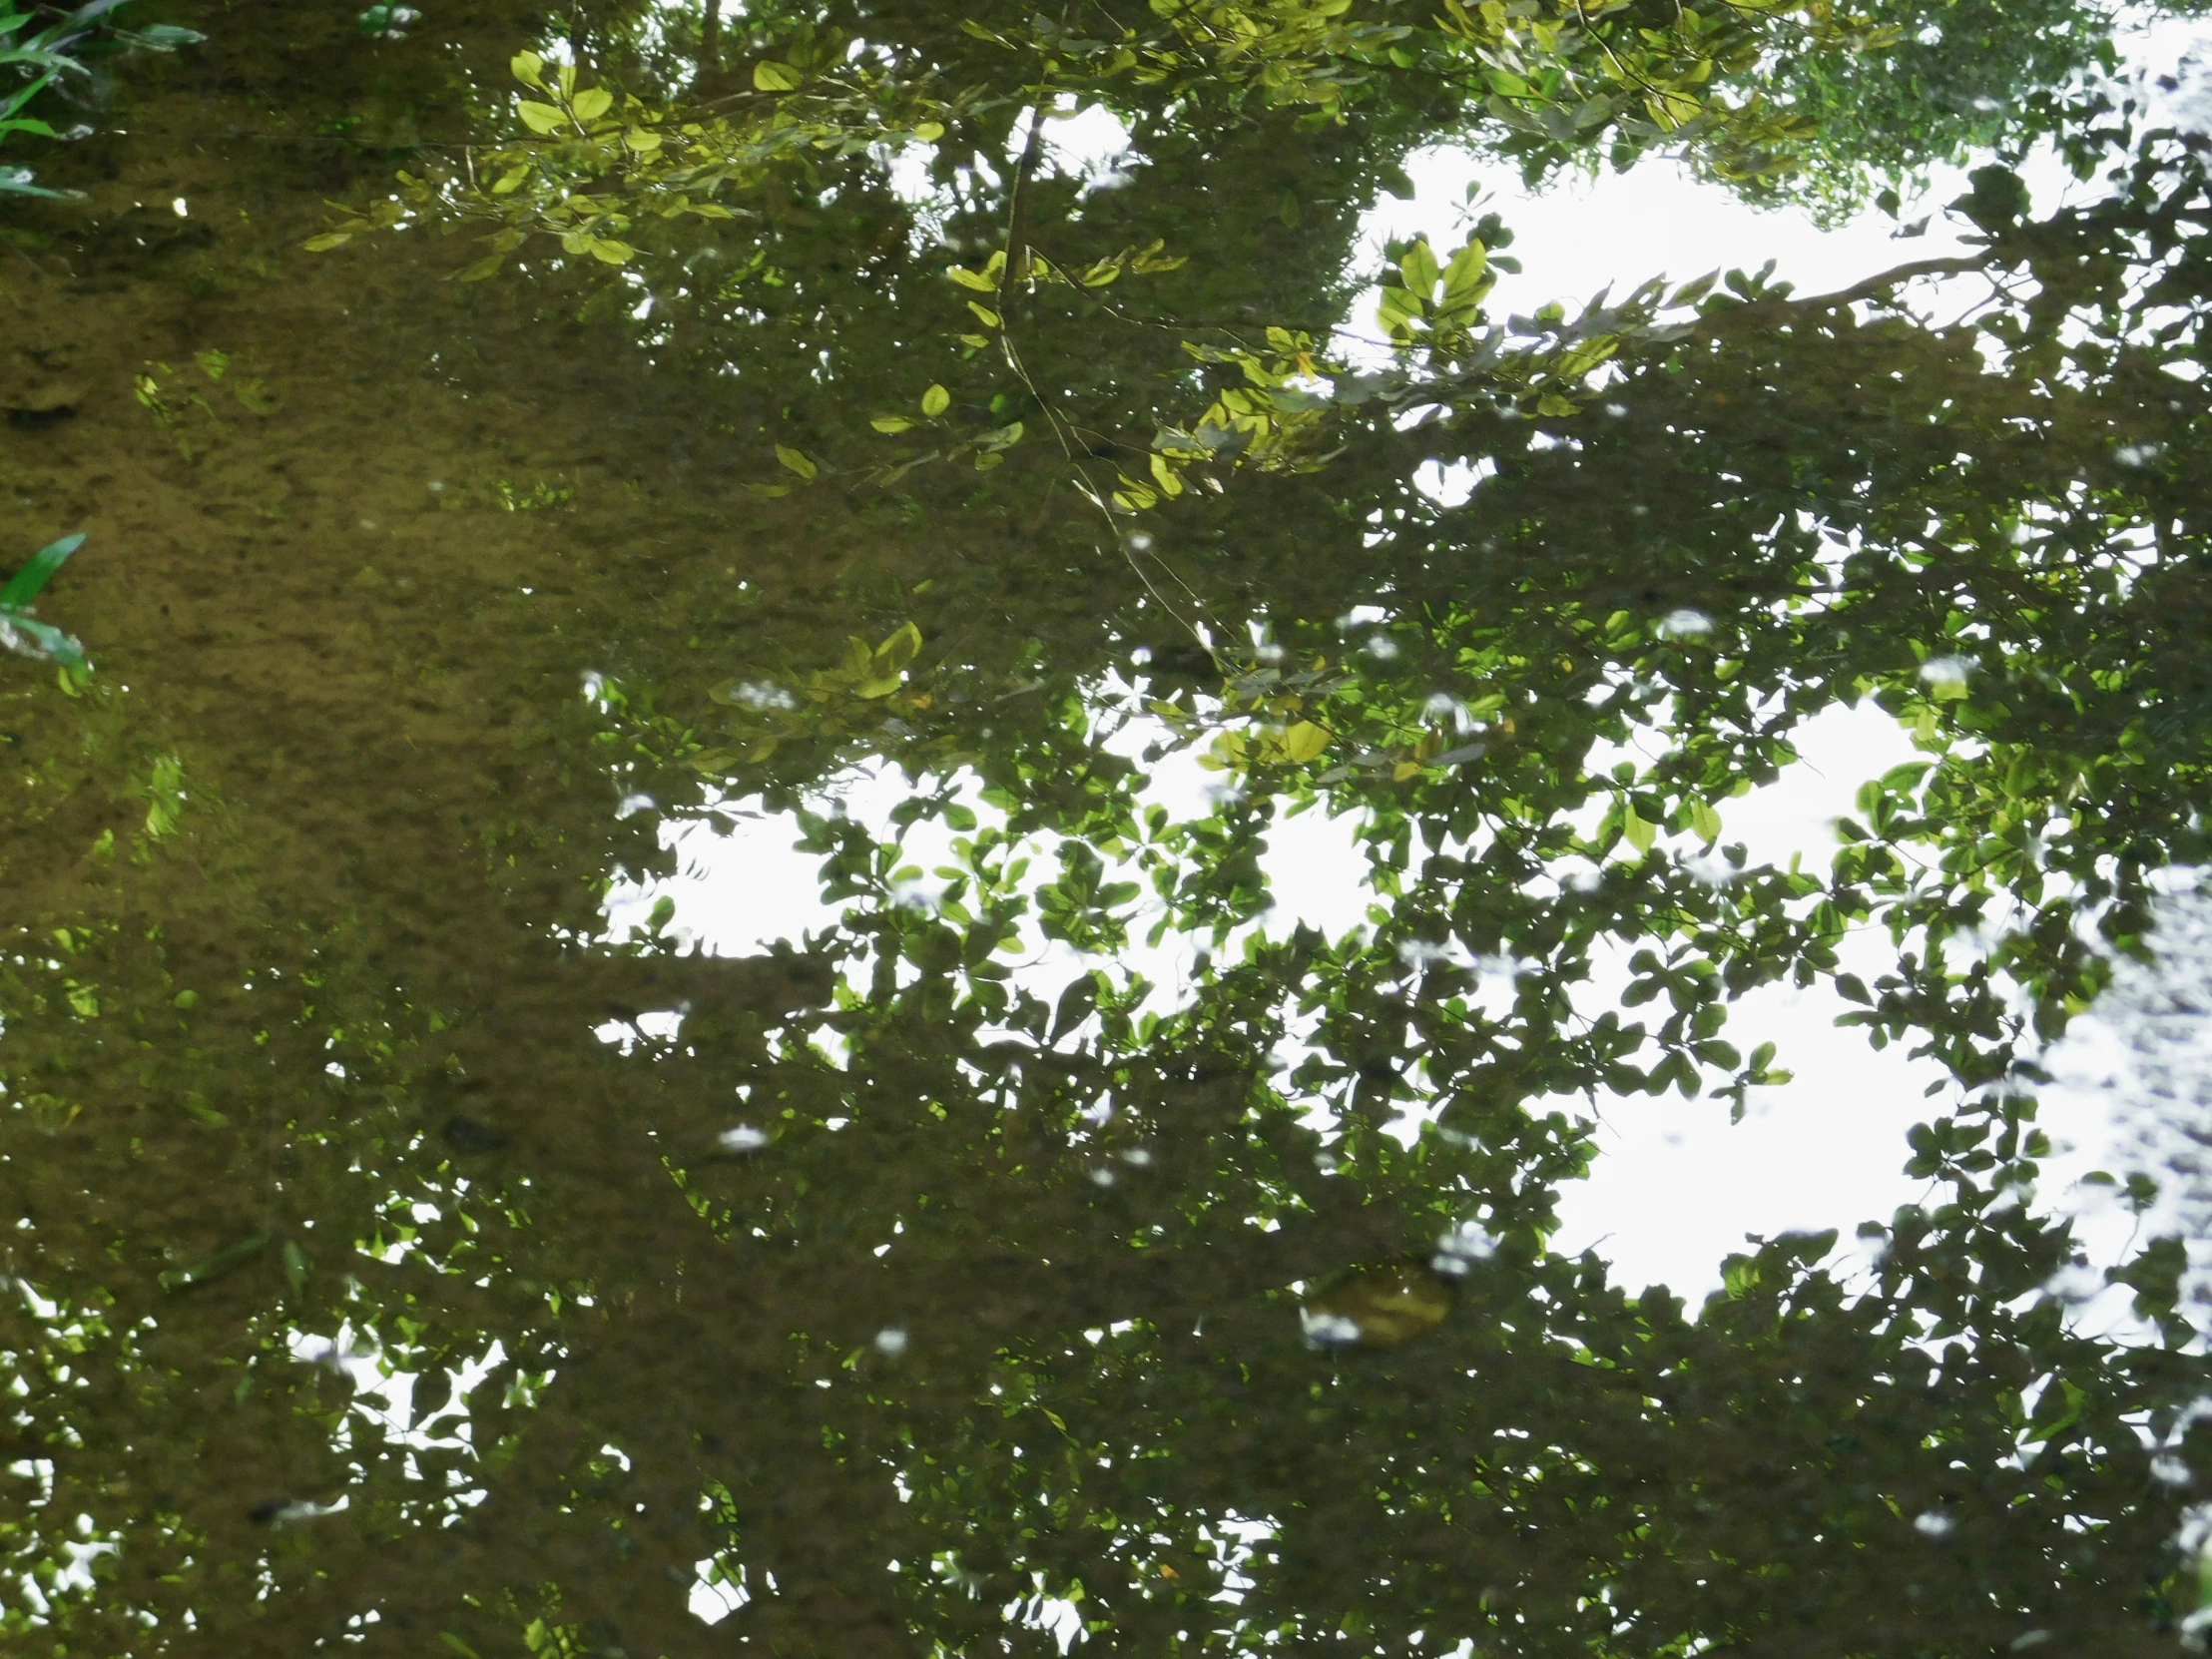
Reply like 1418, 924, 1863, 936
4, 4, 2212, 1655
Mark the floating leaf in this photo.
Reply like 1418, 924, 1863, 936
871, 415, 916, 433
774, 445, 819, 480
1303, 1264, 1455, 1349
160, 1232, 272, 1292
301, 231, 352, 252
873, 622, 923, 671
920, 383, 951, 417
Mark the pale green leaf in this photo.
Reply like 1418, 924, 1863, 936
774, 444, 819, 480
920, 383, 950, 417
753, 60, 803, 91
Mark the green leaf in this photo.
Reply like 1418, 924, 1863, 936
920, 383, 951, 417
510, 49, 546, 87
281, 1239, 311, 1295
516, 99, 564, 134
1397, 238, 1440, 298
1438, 240, 1490, 309
775, 445, 819, 480
1688, 798, 1721, 842
947, 266, 999, 292
873, 622, 923, 671
912, 120, 944, 142
570, 86, 614, 123
588, 239, 636, 265
753, 60, 804, 92
159, 1232, 272, 1292
1, 533, 83, 609
1622, 803, 1656, 855
1281, 721, 1330, 764
871, 415, 916, 433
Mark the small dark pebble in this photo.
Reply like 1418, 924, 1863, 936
441, 1114, 510, 1153
5, 405, 76, 429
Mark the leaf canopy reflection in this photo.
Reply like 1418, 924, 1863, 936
2, 2, 2211, 1657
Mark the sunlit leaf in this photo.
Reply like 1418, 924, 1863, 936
775, 445, 819, 480
753, 60, 804, 91
920, 383, 951, 417
570, 86, 613, 123
516, 99, 564, 134
1281, 721, 1330, 763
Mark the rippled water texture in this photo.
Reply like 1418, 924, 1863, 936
5, 2, 2212, 1654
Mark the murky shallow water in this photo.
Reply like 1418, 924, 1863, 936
6, 3, 2212, 1654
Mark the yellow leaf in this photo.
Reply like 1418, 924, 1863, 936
570, 86, 614, 122
912, 120, 944, 141
1392, 760, 1421, 782
1282, 721, 1330, 764
920, 383, 951, 417
516, 99, 564, 134
873, 622, 923, 671
966, 300, 1002, 328
511, 50, 546, 88
871, 415, 915, 433
774, 444, 819, 480
1148, 451, 1184, 498
753, 60, 804, 91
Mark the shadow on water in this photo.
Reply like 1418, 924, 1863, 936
6, 1, 2212, 1654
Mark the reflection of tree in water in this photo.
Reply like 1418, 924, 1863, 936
1, 2, 2211, 1656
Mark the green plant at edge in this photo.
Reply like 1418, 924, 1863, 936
1, 532, 90, 670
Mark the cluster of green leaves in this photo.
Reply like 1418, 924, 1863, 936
307, 33, 946, 280
0, 531, 88, 671
0, 0, 200, 199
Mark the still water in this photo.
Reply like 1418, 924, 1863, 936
4, 1, 2212, 1654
